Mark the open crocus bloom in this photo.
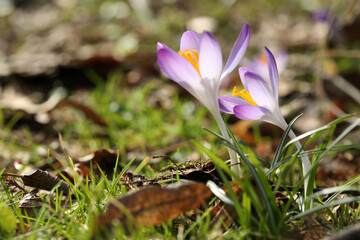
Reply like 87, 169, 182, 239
157, 23, 250, 176
219, 47, 287, 129
219, 47, 311, 198
157, 23, 249, 116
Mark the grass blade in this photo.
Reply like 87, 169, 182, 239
287, 196, 360, 223
271, 114, 302, 171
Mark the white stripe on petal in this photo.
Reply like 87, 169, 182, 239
233, 105, 268, 120
157, 45, 202, 98
241, 69, 276, 110
199, 31, 223, 91
180, 31, 201, 52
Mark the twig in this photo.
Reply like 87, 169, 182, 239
152, 155, 187, 175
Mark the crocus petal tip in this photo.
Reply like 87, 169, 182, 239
157, 42, 166, 50
202, 31, 217, 41
238, 67, 251, 76
244, 22, 250, 32
264, 46, 273, 56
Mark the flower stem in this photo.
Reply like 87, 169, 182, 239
212, 111, 241, 177
288, 130, 311, 200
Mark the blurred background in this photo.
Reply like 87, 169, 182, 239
0, 0, 359, 185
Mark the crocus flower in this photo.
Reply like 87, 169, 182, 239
157, 23, 250, 176
218, 47, 311, 196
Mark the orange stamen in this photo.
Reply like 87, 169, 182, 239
233, 86, 257, 106
178, 49, 201, 77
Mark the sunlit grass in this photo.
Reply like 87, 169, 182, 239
1, 73, 360, 239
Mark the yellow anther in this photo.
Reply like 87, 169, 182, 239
178, 49, 201, 77
191, 49, 199, 62
233, 86, 257, 106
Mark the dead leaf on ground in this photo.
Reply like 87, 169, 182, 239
18, 189, 44, 218
77, 148, 121, 177
293, 215, 325, 240
23, 169, 70, 195
0, 85, 64, 124
4, 169, 70, 195
0, 85, 106, 126
119, 160, 221, 189
38, 148, 121, 180
0, 85, 63, 116
94, 182, 212, 232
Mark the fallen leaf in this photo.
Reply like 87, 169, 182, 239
95, 182, 212, 231
296, 215, 325, 240
119, 161, 221, 189
38, 148, 121, 180
0, 85, 63, 117
77, 148, 121, 177
18, 189, 44, 218
22, 169, 70, 195
3, 169, 70, 194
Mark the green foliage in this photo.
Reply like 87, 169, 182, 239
0, 203, 17, 238
71, 71, 211, 151
201, 114, 360, 238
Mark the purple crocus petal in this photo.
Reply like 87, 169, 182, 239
238, 67, 252, 90
218, 96, 249, 114
199, 31, 223, 88
157, 42, 166, 51
264, 47, 279, 100
180, 31, 201, 52
221, 23, 250, 80
247, 56, 269, 83
157, 46, 202, 96
233, 105, 269, 120
239, 68, 275, 108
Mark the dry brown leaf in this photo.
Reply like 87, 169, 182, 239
293, 215, 325, 240
119, 161, 221, 189
22, 169, 70, 195
95, 182, 212, 231
77, 148, 121, 177
3, 169, 70, 194
0, 85, 63, 117
38, 148, 121, 180
19, 189, 44, 218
